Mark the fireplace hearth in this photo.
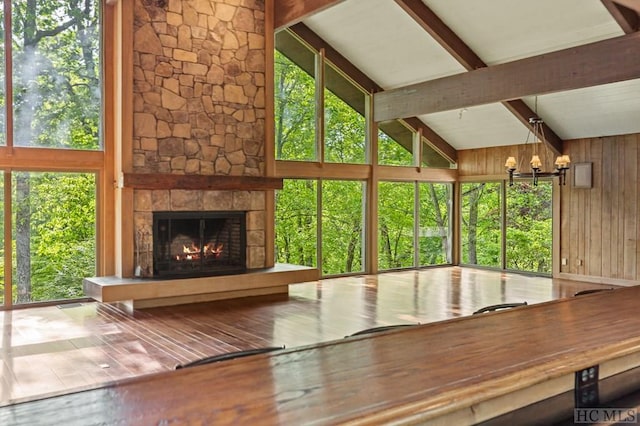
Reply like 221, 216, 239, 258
153, 211, 246, 278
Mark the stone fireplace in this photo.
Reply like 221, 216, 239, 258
83, 0, 319, 308
132, 188, 268, 278
129, 0, 269, 277
153, 210, 246, 278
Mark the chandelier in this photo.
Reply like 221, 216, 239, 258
505, 100, 570, 186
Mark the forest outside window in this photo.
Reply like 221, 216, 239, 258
275, 29, 368, 165
460, 181, 552, 275
0, 0, 102, 306
12, 172, 96, 303
274, 30, 317, 162
321, 180, 365, 275
378, 120, 414, 166
378, 181, 452, 271
323, 62, 367, 164
274, 28, 454, 276
9, 0, 102, 150
275, 179, 317, 268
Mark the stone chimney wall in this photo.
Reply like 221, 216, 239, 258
130, 0, 267, 276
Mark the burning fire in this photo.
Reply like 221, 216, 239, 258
175, 242, 224, 261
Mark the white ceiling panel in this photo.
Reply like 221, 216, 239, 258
293, 0, 637, 154
418, 104, 530, 150
524, 80, 640, 140
303, 0, 466, 89
423, 0, 624, 65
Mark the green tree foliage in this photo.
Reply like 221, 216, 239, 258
377, 182, 452, 270
378, 181, 414, 269
378, 121, 414, 166
461, 182, 502, 267
378, 130, 413, 166
506, 182, 552, 273
324, 88, 366, 164
419, 183, 451, 265
13, 172, 96, 302
12, 0, 101, 149
461, 181, 553, 274
274, 39, 453, 275
1, 0, 100, 304
0, 177, 4, 303
321, 180, 364, 275
274, 51, 315, 161
275, 180, 317, 267
275, 34, 551, 276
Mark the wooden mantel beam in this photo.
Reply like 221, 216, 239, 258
374, 32, 640, 122
274, 0, 346, 30
122, 174, 283, 191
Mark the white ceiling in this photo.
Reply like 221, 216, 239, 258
302, 0, 640, 151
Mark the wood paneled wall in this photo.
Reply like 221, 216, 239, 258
560, 133, 640, 284
458, 133, 640, 285
457, 142, 558, 179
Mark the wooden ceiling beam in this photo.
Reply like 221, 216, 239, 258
601, 0, 639, 33
289, 23, 380, 94
612, 0, 640, 14
394, 0, 564, 155
288, 24, 457, 163
393, 0, 485, 70
274, 0, 346, 31
403, 117, 458, 163
374, 32, 640, 122
502, 100, 563, 154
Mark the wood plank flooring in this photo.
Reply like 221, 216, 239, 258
0, 267, 616, 407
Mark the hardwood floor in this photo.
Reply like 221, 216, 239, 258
0, 267, 616, 406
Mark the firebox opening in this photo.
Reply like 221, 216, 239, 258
153, 211, 247, 278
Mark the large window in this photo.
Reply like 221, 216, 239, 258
461, 181, 553, 275
324, 63, 366, 164
0, 1, 102, 306
275, 30, 368, 165
378, 181, 414, 270
0, 175, 4, 305
11, 0, 101, 149
275, 179, 365, 275
274, 28, 454, 276
419, 183, 451, 266
378, 181, 452, 271
275, 179, 317, 267
322, 180, 365, 275
378, 120, 414, 166
12, 172, 96, 303
274, 42, 316, 161
0, 5, 5, 146
461, 182, 502, 268
506, 181, 552, 274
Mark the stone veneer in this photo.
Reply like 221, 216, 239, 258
130, 0, 267, 277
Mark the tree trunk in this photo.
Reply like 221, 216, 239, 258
379, 221, 393, 268
345, 221, 360, 272
15, 173, 31, 303
466, 185, 483, 265
427, 184, 449, 262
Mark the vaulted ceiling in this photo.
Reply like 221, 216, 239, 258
275, 0, 640, 162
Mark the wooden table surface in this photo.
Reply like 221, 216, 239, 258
2, 285, 640, 425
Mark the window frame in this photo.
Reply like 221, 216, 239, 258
273, 28, 456, 276
0, 0, 113, 307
